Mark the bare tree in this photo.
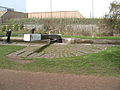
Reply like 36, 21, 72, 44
104, 1, 120, 36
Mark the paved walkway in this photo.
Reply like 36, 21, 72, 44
7, 43, 109, 59
0, 69, 120, 90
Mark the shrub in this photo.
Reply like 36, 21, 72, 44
102, 1, 120, 36
19, 24, 24, 30
1, 25, 7, 31
13, 24, 19, 31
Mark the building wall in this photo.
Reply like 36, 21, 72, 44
28, 11, 84, 19
0, 11, 84, 23
0, 11, 7, 17
0, 11, 7, 23
1, 11, 28, 23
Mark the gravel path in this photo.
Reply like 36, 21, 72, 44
0, 69, 120, 90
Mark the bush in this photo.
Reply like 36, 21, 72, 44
13, 24, 19, 31
1, 25, 7, 31
19, 24, 24, 30
102, 1, 120, 36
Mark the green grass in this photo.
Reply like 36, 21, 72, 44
0, 45, 120, 76
0, 31, 28, 37
1, 30, 120, 40
63, 35, 120, 40
0, 45, 25, 69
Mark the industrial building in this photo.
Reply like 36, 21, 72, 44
28, 11, 84, 18
0, 6, 14, 11
0, 6, 84, 23
0, 6, 28, 23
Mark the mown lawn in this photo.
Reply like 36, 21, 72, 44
0, 45, 25, 69
0, 31, 28, 37
63, 35, 120, 40
0, 45, 120, 76
1, 30, 120, 40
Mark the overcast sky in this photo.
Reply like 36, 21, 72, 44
26, 0, 118, 18
0, 0, 26, 12
0, 0, 119, 18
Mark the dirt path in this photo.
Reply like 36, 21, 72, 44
0, 69, 120, 90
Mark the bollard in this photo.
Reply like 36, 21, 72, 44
5, 29, 12, 44
31, 27, 36, 34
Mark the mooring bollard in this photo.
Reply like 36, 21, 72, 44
31, 27, 36, 34
5, 29, 12, 44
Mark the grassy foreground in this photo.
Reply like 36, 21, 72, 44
0, 45, 120, 76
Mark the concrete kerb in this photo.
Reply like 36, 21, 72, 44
63, 38, 120, 45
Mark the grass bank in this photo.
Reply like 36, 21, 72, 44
0, 45, 120, 76
63, 35, 120, 40
1, 30, 120, 40
0, 45, 25, 69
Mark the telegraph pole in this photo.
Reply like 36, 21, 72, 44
91, 0, 94, 38
50, 0, 53, 18
92, 0, 94, 18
